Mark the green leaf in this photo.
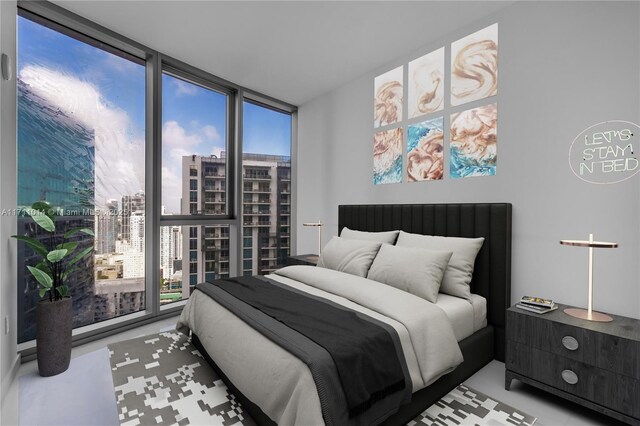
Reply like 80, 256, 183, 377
27, 265, 53, 288
31, 201, 55, 220
39, 288, 48, 298
11, 235, 48, 258
67, 246, 93, 267
30, 213, 55, 233
35, 261, 51, 274
56, 285, 68, 298
46, 249, 68, 263
58, 242, 78, 254
64, 227, 94, 239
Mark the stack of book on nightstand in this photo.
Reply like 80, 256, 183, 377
515, 296, 558, 314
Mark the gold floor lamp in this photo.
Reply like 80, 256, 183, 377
560, 233, 618, 322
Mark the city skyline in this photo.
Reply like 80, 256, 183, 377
16, 14, 293, 342
18, 16, 293, 215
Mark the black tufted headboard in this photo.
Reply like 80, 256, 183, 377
338, 203, 512, 361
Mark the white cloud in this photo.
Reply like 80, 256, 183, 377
169, 147, 193, 162
161, 166, 182, 214
174, 79, 198, 96
202, 125, 221, 142
19, 65, 145, 208
162, 120, 202, 148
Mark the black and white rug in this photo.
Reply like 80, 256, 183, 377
108, 331, 537, 426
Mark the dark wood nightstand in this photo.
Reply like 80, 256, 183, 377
506, 303, 640, 425
285, 254, 319, 266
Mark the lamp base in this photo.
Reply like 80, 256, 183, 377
564, 308, 613, 322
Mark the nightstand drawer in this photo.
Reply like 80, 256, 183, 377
507, 341, 640, 419
507, 310, 587, 362
589, 332, 640, 380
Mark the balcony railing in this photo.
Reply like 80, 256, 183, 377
243, 199, 271, 204
203, 172, 225, 179
204, 233, 229, 240
244, 210, 271, 215
244, 174, 271, 180
201, 209, 226, 215
243, 221, 271, 227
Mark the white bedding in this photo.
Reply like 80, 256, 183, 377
177, 266, 464, 425
435, 293, 487, 342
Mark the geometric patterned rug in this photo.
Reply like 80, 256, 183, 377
108, 331, 537, 426
409, 384, 537, 426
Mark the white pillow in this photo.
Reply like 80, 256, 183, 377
340, 227, 399, 245
367, 244, 452, 303
317, 236, 382, 277
395, 231, 485, 300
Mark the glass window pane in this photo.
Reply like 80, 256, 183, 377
160, 224, 230, 305
242, 101, 292, 275
162, 73, 228, 216
17, 15, 146, 343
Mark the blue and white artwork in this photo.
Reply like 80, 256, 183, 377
373, 127, 402, 184
450, 103, 497, 178
407, 117, 444, 181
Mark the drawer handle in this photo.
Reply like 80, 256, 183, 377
561, 369, 579, 385
562, 336, 579, 351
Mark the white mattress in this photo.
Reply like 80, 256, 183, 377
435, 293, 487, 342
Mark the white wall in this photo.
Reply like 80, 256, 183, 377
297, 1, 640, 319
0, 0, 18, 421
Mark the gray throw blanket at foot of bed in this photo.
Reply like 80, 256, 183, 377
195, 276, 412, 425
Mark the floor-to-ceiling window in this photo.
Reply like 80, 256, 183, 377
160, 71, 231, 304
241, 101, 292, 276
14, 4, 296, 350
16, 14, 146, 343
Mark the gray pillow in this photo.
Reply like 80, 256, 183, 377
367, 244, 452, 303
317, 236, 382, 277
395, 231, 484, 300
340, 227, 399, 245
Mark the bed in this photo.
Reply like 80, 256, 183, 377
179, 202, 512, 425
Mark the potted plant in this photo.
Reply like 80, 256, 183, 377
12, 201, 94, 377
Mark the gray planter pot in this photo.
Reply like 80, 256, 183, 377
36, 297, 72, 377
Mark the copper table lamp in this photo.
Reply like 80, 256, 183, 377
560, 234, 618, 322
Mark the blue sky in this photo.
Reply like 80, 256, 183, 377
18, 16, 292, 214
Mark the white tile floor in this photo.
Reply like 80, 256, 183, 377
466, 360, 626, 426
2, 315, 180, 426
2, 318, 629, 426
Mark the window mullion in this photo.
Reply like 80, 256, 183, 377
147, 52, 162, 317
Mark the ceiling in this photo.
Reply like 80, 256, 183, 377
51, 1, 514, 106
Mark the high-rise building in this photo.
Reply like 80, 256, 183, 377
160, 216, 182, 280
16, 79, 96, 342
121, 191, 145, 241
96, 199, 119, 254
129, 212, 145, 253
179, 153, 290, 299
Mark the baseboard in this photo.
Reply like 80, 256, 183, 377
1, 353, 20, 403
1, 353, 21, 426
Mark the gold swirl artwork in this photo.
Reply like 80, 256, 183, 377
374, 66, 403, 128
408, 48, 444, 119
451, 24, 498, 106
373, 127, 403, 184
407, 117, 444, 182
450, 103, 497, 178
